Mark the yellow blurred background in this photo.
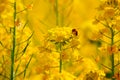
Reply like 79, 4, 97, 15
23, 0, 100, 44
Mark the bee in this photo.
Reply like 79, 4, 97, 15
72, 29, 78, 36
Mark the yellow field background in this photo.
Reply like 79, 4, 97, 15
1, 0, 120, 80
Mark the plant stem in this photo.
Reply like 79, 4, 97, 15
110, 28, 115, 80
55, 0, 59, 26
59, 43, 62, 73
60, 53, 62, 73
11, 1, 16, 80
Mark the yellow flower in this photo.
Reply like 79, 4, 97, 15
47, 27, 81, 49
97, 3, 105, 11
113, 72, 120, 80
55, 36, 64, 42
83, 71, 99, 80
104, 7, 115, 18
112, 17, 120, 31
92, 19, 99, 25
99, 28, 109, 34
15, 18, 21, 27
95, 56, 100, 63
0, 3, 6, 13
61, 50, 69, 61
97, 15, 105, 21
75, 56, 83, 64
98, 46, 107, 52
70, 39, 80, 48
0, 0, 9, 13
48, 27, 72, 43
107, 45, 118, 54
113, 24, 120, 31
26, 4, 33, 10
83, 70, 105, 80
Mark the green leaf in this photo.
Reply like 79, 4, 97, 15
22, 41, 31, 53
15, 60, 21, 75
24, 54, 33, 78
17, 32, 33, 45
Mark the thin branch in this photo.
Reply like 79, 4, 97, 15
16, 32, 33, 46
0, 41, 11, 50
114, 39, 120, 44
0, 74, 9, 79
16, 8, 27, 14
16, 41, 31, 61
99, 31, 111, 39
15, 70, 25, 77
99, 39, 110, 45
24, 54, 33, 78
100, 63, 111, 70
1, 21, 9, 33
16, 21, 28, 58
22, 21, 28, 31
115, 31, 120, 35
50, 66, 59, 68
17, 2, 33, 14
15, 54, 33, 77
114, 62, 120, 67
15, 60, 21, 76
95, 18, 109, 28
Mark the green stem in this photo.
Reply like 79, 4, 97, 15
111, 54, 115, 80
110, 28, 115, 80
60, 54, 62, 73
11, 1, 16, 80
55, 0, 59, 26
59, 43, 62, 73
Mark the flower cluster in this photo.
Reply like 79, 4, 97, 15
45, 27, 81, 50
92, 0, 120, 79
0, 1, 36, 80
83, 70, 105, 80
93, 0, 120, 29
35, 27, 83, 79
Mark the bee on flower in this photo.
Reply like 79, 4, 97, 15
47, 27, 79, 44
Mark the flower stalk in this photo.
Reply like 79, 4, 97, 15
55, 0, 59, 26
55, 0, 62, 74
10, 1, 17, 80
110, 28, 115, 80
92, 0, 120, 79
59, 43, 62, 73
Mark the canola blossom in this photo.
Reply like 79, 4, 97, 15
1, 0, 120, 80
